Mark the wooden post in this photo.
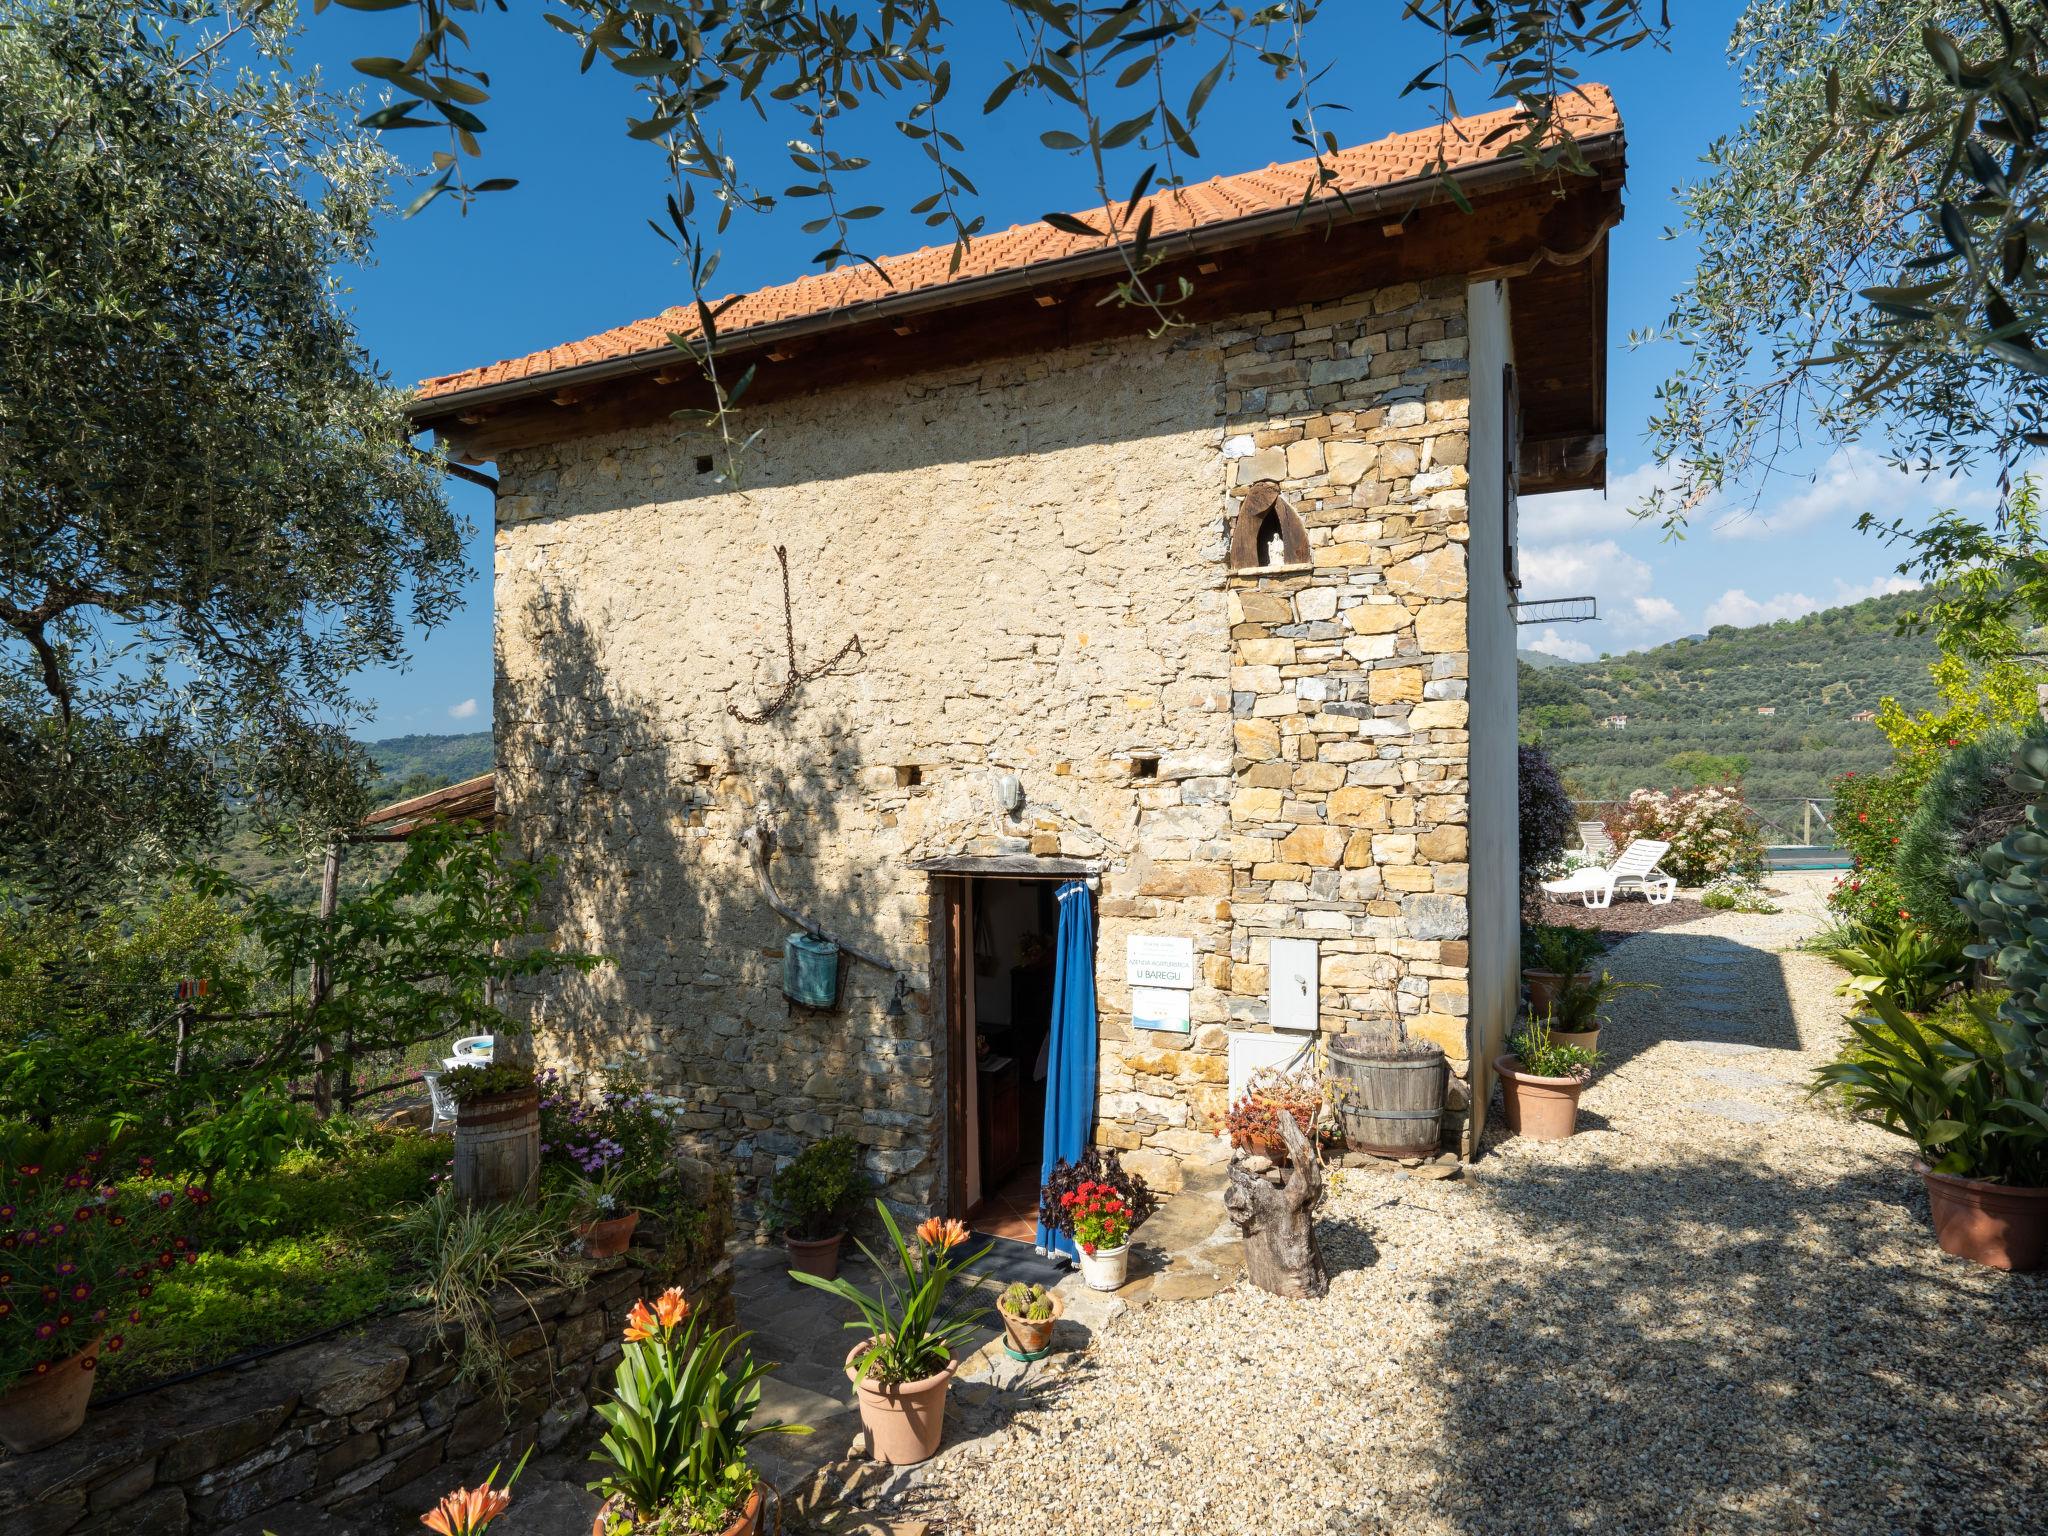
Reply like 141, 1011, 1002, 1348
1223, 1111, 1328, 1299
309, 840, 342, 1118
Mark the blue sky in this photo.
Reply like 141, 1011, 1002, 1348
295, 3, 1964, 736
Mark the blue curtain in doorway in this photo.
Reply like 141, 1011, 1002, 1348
1035, 879, 1096, 1263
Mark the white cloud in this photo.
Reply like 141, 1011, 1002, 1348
448, 697, 479, 720
1830, 573, 1919, 604
1708, 446, 1987, 541
1522, 461, 1673, 540
1628, 595, 1682, 628
1525, 627, 1595, 663
1519, 538, 1652, 596
1703, 589, 1822, 627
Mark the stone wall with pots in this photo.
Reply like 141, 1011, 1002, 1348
491, 271, 1512, 1199
0, 1245, 732, 1536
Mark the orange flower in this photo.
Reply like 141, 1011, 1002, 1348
421, 1482, 512, 1536
916, 1217, 970, 1252
622, 1298, 660, 1344
654, 1287, 690, 1328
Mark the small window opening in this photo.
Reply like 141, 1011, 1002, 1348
895, 765, 923, 788
1130, 754, 1159, 780
694, 454, 715, 475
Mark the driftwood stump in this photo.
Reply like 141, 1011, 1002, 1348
1223, 1112, 1328, 1298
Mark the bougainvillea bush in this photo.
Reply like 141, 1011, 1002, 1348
1604, 786, 1765, 886
1, 1151, 208, 1385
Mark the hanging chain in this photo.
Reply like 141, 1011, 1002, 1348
728, 544, 863, 724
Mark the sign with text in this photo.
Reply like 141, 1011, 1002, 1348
1130, 986, 1192, 1034
1126, 934, 1196, 990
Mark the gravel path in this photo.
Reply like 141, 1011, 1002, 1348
906, 875, 2048, 1536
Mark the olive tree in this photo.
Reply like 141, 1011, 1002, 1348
0, 0, 463, 899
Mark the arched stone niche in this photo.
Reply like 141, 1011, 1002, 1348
1227, 481, 1311, 574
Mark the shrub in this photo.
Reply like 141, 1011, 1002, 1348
1957, 737, 2048, 1059
537, 1068, 677, 1209
442, 1061, 538, 1104
1520, 922, 1606, 975
1700, 875, 1780, 913
760, 1134, 868, 1241
1812, 996, 2048, 1186
1605, 785, 1765, 885
1896, 724, 2045, 941
1826, 927, 1971, 1014
1518, 744, 1576, 903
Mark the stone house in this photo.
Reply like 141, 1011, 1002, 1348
407, 90, 1626, 1215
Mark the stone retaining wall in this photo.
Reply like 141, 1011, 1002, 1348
0, 1246, 733, 1536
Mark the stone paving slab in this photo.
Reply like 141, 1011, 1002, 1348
1692, 1097, 1789, 1124
1693, 1065, 1785, 1092
1676, 1039, 1771, 1056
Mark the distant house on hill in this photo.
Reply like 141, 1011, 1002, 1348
1602, 714, 1630, 729
1755, 705, 1777, 716
1850, 709, 1877, 723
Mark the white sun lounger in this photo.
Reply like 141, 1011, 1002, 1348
1577, 821, 1617, 862
1541, 838, 1677, 909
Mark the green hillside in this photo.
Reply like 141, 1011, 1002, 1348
364, 731, 492, 794
1520, 591, 1940, 842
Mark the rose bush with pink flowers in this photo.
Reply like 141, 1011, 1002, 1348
1605, 786, 1765, 886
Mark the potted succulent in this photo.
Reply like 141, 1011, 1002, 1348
588, 1287, 811, 1535
1494, 1017, 1602, 1142
1224, 1066, 1322, 1163
447, 1060, 543, 1207
1062, 1181, 1133, 1290
1813, 997, 2048, 1271
1545, 969, 1656, 1056
1521, 923, 1607, 1016
0, 1150, 210, 1452
994, 1281, 1061, 1360
789, 1201, 990, 1465
762, 1134, 869, 1280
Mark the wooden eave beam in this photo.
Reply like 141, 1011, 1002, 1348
414, 176, 1623, 464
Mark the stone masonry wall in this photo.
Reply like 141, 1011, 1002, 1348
1213, 274, 1480, 1149
0, 1248, 733, 1536
492, 273, 1490, 1201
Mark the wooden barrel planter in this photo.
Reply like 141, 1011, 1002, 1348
453, 1087, 541, 1206
1326, 1037, 1447, 1158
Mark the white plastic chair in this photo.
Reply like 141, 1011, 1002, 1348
1577, 821, 1617, 862
450, 1034, 494, 1061
422, 1071, 457, 1133
1541, 838, 1677, 909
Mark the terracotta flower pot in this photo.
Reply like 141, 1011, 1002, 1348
0, 1336, 103, 1454
1550, 1026, 1600, 1057
577, 1210, 639, 1259
1229, 1127, 1291, 1164
1078, 1242, 1129, 1291
997, 1290, 1063, 1357
844, 1340, 957, 1465
1917, 1162, 2048, 1273
1494, 1055, 1587, 1141
592, 1485, 764, 1536
1523, 969, 1594, 1016
784, 1231, 844, 1280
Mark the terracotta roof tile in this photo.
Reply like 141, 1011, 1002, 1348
415, 86, 1619, 404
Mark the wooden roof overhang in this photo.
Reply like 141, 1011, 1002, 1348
409, 142, 1623, 495
358, 771, 498, 840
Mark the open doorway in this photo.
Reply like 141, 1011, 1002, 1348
951, 876, 1059, 1238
